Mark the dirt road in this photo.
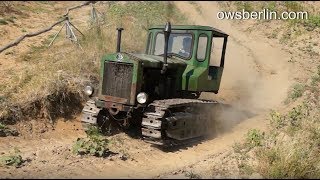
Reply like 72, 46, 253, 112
0, 2, 296, 178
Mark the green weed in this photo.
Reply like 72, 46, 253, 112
283, 1, 304, 12
235, 2, 254, 12
0, 122, 19, 137
72, 126, 109, 157
270, 110, 286, 129
0, 148, 24, 168
185, 171, 202, 179
287, 83, 305, 101
245, 129, 264, 148
0, 18, 8, 25
304, 15, 320, 30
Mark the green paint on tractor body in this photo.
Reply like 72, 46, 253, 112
96, 25, 228, 108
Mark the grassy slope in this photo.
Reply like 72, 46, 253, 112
218, 1, 320, 178
0, 2, 187, 124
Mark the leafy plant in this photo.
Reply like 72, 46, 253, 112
72, 137, 109, 157
287, 83, 305, 101
270, 110, 286, 129
235, 1, 254, 12
72, 126, 109, 157
287, 105, 305, 127
0, 148, 24, 168
0, 122, 19, 137
246, 129, 264, 148
283, 1, 304, 12
0, 18, 8, 25
84, 125, 102, 138
264, 1, 277, 12
185, 171, 202, 179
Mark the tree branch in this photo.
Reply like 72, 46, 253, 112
0, 18, 66, 53
63, 1, 97, 17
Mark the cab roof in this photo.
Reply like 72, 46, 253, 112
149, 25, 228, 37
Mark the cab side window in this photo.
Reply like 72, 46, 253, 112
197, 34, 208, 61
210, 37, 224, 67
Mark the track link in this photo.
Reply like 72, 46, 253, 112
141, 98, 220, 146
81, 99, 101, 131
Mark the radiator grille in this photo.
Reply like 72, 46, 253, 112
102, 61, 133, 101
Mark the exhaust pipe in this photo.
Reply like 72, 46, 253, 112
116, 27, 124, 53
161, 22, 171, 74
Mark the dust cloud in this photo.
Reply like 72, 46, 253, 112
193, 1, 292, 136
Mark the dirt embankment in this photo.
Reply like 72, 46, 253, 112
0, 1, 308, 179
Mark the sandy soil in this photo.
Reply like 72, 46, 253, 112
0, 1, 302, 178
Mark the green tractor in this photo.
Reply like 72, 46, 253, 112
81, 22, 229, 146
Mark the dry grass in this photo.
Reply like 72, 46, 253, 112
220, 2, 320, 178
232, 66, 320, 178
0, 2, 188, 124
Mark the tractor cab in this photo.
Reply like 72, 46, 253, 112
146, 25, 229, 93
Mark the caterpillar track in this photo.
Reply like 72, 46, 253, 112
81, 98, 223, 147
141, 99, 221, 146
81, 99, 101, 131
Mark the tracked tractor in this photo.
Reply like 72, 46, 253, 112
81, 22, 229, 146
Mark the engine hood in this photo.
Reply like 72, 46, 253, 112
102, 52, 187, 69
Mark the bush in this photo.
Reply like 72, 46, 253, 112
0, 18, 8, 25
72, 126, 109, 157
245, 129, 264, 148
235, 1, 254, 12
72, 137, 109, 157
256, 145, 320, 178
270, 110, 286, 129
287, 105, 306, 127
283, 1, 304, 12
287, 83, 305, 102
303, 15, 320, 31
254, 101, 319, 178
0, 148, 24, 168
0, 122, 19, 137
185, 171, 202, 179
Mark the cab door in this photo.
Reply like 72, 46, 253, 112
207, 35, 228, 93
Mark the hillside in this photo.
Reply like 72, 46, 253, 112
0, 1, 319, 179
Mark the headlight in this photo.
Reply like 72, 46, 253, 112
84, 86, 93, 96
137, 92, 148, 104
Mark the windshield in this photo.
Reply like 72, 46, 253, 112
153, 33, 193, 59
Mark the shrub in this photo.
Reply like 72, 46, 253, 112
185, 171, 202, 179
0, 18, 8, 25
287, 105, 306, 127
0, 148, 24, 168
283, 1, 304, 12
245, 129, 264, 148
235, 1, 254, 12
287, 83, 305, 101
0, 122, 19, 137
270, 110, 286, 129
72, 126, 109, 157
